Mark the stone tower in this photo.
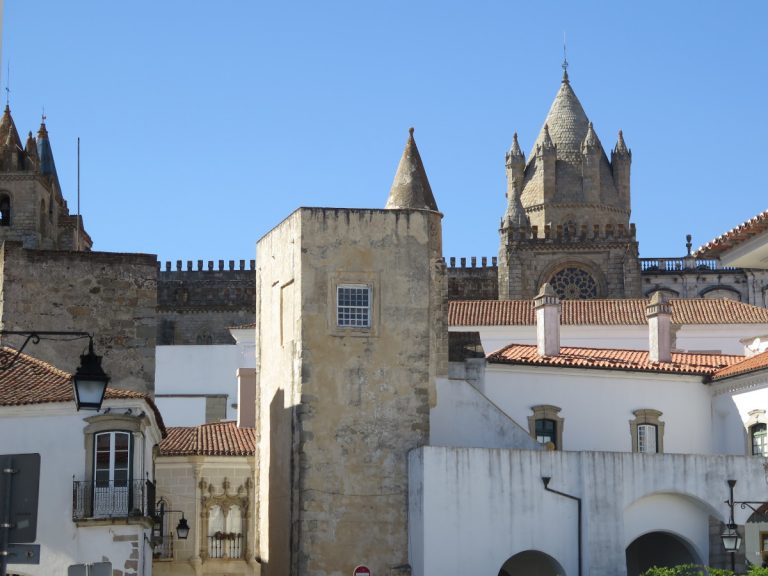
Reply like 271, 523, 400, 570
498, 70, 641, 300
255, 128, 446, 575
0, 107, 91, 251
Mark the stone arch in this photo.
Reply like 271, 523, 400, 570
498, 549, 566, 576
625, 531, 701, 576
624, 491, 722, 574
538, 259, 607, 300
699, 285, 742, 302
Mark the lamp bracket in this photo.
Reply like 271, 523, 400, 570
0, 331, 92, 371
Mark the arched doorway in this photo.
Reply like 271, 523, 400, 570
626, 531, 700, 576
498, 550, 566, 576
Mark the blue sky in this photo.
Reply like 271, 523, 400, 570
3, 1, 766, 264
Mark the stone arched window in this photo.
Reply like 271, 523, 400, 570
630, 409, 665, 453
746, 410, 768, 457
0, 193, 11, 226
528, 405, 564, 450
199, 477, 250, 561
548, 266, 599, 300
700, 286, 742, 302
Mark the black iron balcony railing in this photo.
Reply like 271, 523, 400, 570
208, 533, 243, 559
72, 479, 156, 520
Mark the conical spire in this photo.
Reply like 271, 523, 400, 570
36, 116, 57, 176
385, 127, 438, 211
0, 105, 23, 153
613, 129, 630, 157
541, 124, 555, 151
509, 132, 524, 159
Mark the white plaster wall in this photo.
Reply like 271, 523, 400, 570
430, 377, 540, 449
409, 447, 767, 576
482, 365, 713, 454
0, 399, 160, 575
154, 396, 206, 427
463, 324, 765, 356
155, 345, 240, 420
623, 494, 709, 562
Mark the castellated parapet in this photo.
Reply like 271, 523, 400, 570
157, 259, 256, 345
256, 207, 446, 576
0, 242, 156, 394
447, 256, 499, 300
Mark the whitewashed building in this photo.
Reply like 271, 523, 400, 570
412, 289, 768, 575
0, 347, 165, 576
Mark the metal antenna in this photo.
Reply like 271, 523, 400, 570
76, 137, 80, 251
4, 62, 9, 106
41, 106, 46, 124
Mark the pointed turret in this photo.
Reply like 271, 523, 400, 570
535, 124, 557, 202
581, 122, 601, 203
504, 133, 528, 228
36, 118, 57, 177
0, 106, 24, 171
385, 127, 438, 211
25, 131, 38, 169
611, 129, 631, 205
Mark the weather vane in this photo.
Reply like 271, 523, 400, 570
562, 33, 569, 75
5, 62, 9, 107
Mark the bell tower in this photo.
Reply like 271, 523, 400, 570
498, 70, 641, 300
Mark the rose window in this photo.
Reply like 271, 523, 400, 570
549, 267, 598, 300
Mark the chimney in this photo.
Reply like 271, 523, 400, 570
534, 283, 560, 356
237, 368, 257, 428
646, 292, 672, 363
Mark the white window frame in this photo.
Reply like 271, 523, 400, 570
637, 423, 658, 454
630, 409, 664, 453
336, 284, 371, 328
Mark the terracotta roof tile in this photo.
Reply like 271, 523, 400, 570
449, 298, 768, 326
159, 421, 256, 457
487, 344, 742, 376
695, 209, 768, 258
0, 346, 166, 435
712, 349, 768, 381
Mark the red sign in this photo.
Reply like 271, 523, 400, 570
353, 566, 371, 576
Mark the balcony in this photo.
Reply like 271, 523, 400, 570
639, 257, 735, 273
73, 479, 156, 521
208, 533, 244, 559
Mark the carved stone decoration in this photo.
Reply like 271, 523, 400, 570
549, 267, 598, 300
199, 476, 250, 562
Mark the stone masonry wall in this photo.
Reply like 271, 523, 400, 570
158, 259, 256, 345
0, 242, 157, 394
447, 257, 498, 300
295, 208, 443, 575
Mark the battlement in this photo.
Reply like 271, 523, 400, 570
501, 222, 637, 242
159, 259, 255, 272
447, 256, 498, 269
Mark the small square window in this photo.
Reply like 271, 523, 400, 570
337, 285, 371, 328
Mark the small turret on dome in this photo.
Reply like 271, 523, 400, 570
541, 124, 556, 152
613, 129, 631, 158
582, 121, 600, 153
504, 132, 529, 229
505, 132, 525, 168
385, 127, 439, 212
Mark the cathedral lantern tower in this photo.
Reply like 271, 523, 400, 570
498, 69, 641, 300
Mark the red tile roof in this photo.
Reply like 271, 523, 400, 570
449, 299, 768, 326
487, 344, 743, 376
712, 349, 768, 381
0, 347, 166, 435
159, 421, 256, 457
695, 209, 768, 258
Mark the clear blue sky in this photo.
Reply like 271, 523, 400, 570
3, 1, 766, 264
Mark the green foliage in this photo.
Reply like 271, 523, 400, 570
747, 567, 768, 576
641, 565, 733, 576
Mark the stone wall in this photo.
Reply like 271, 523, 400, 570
256, 207, 447, 576
0, 241, 157, 394
158, 259, 256, 345
447, 257, 498, 300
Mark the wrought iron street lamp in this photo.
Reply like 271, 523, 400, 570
155, 498, 190, 541
0, 331, 109, 411
721, 478, 768, 572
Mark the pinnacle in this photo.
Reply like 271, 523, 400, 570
582, 121, 600, 151
614, 129, 630, 156
507, 132, 525, 163
385, 127, 439, 212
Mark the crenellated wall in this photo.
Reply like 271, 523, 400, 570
157, 259, 256, 345
447, 257, 498, 300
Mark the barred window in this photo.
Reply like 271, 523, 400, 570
337, 285, 371, 327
